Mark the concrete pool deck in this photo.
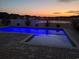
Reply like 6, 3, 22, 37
0, 32, 33, 48
64, 27, 79, 48
0, 27, 79, 59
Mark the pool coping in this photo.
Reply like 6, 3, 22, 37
20, 34, 34, 43
1, 26, 62, 29
63, 28, 79, 49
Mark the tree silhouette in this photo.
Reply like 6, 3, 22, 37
1, 19, 11, 26
45, 20, 49, 27
72, 19, 79, 31
0, 12, 9, 19
25, 16, 31, 26
25, 19, 31, 26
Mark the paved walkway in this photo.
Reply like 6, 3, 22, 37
0, 32, 31, 48
0, 44, 79, 59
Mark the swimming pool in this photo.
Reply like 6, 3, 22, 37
0, 27, 74, 48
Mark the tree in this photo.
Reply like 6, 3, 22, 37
0, 12, 9, 19
25, 19, 31, 26
25, 15, 31, 26
9, 14, 20, 19
45, 20, 49, 27
72, 19, 79, 31
1, 19, 11, 26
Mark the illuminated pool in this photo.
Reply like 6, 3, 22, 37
0, 27, 75, 48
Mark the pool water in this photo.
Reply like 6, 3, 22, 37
0, 27, 73, 48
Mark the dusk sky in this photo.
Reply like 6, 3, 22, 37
0, 0, 79, 17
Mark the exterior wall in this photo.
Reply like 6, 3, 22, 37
10, 19, 26, 27
49, 23, 72, 28
10, 18, 72, 28
49, 21, 72, 28
10, 18, 38, 27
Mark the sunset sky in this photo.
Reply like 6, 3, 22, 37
0, 0, 79, 17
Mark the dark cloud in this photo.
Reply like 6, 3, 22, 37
53, 12, 61, 14
66, 11, 79, 14
58, 0, 78, 2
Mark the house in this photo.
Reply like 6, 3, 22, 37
10, 16, 39, 27
10, 17, 26, 27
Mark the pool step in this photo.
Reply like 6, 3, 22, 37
25, 35, 35, 42
20, 35, 34, 43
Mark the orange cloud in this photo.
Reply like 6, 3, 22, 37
66, 10, 79, 14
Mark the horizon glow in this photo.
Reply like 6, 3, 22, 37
0, 0, 79, 17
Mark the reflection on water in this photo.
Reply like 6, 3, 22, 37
0, 27, 64, 35
26, 34, 72, 48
